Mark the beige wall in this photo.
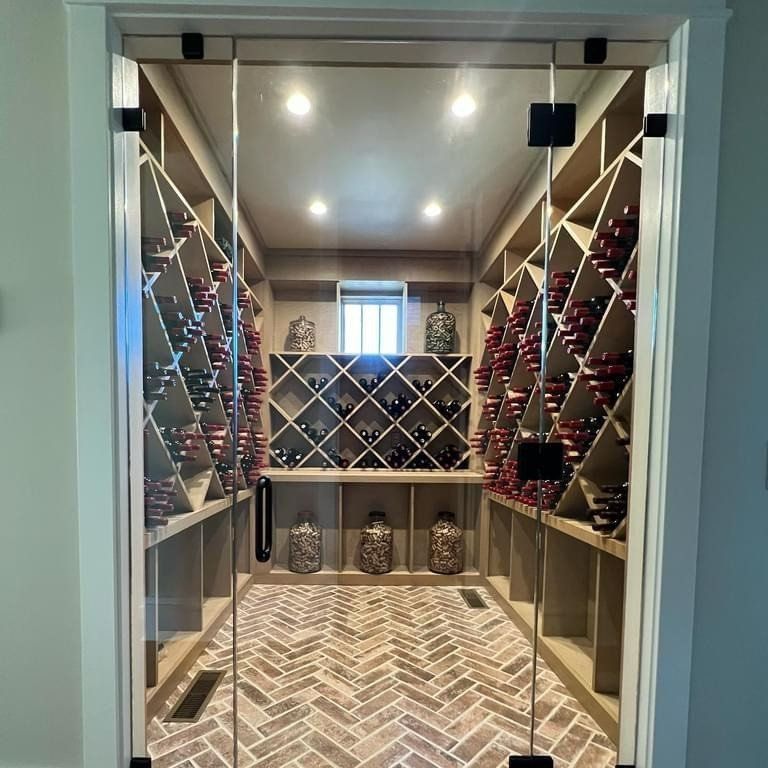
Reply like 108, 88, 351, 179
273, 291, 338, 351
0, 1, 83, 767
272, 285, 469, 354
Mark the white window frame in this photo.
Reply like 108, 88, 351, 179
337, 281, 408, 354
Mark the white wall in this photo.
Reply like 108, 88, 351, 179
687, 1, 768, 764
0, 1, 83, 767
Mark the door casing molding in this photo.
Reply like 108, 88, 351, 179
64, 3, 728, 766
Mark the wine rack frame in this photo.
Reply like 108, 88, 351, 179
139, 145, 266, 716
477, 131, 643, 742
268, 352, 473, 472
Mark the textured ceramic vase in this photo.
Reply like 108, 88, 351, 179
288, 315, 316, 351
425, 301, 456, 353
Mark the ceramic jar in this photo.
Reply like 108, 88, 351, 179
428, 511, 463, 574
288, 512, 322, 573
425, 301, 456, 353
359, 511, 393, 574
288, 315, 316, 351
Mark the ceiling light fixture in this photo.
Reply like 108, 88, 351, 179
423, 202, 442, 218
451, 93, 477, 118
286, 92, 311, 116
309, 200, 328, 216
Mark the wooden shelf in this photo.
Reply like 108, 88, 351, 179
255, 568, 481, 587
268, 468, 482, 484
474, 120, 645, 748
144, 488, 256, 549
264, 472, 482, 578
487, 493, 626, 560
140, 137, 267, 718
140, 148, 268, 533
483, 574, 619, 744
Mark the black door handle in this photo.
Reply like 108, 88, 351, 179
255, 476, 272, 562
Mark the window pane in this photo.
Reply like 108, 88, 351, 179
344, 303, 362, 353
361, 304, 380, 354
379, 304, 399, 354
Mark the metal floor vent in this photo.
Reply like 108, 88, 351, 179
459, 588, 488, 609
165, 670, 224, 723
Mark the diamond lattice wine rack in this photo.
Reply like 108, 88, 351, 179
268, 353, 473, 472
476, 136, 643, 742
477, 151, 640, 545
140, 151, 268, 534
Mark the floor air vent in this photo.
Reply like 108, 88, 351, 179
165, 670, 224, 723
459, 588, 488, 609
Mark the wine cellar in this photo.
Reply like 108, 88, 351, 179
135, 50, 652, 762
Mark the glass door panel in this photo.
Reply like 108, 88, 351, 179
530, 41, 665, 768
128, 33, 664, 768
134, 50, 242, 766
234, 38, 552, 768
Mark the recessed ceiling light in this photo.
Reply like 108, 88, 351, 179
451, 93, 477, 118
423, 202, 442, 218
286, 92, 311, 116
309, 200, 328, 216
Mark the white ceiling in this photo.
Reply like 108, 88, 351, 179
173, 63, 591, 253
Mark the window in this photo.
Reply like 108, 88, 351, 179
338, 282, 406, 354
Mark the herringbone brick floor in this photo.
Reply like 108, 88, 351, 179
148, 585, 616, 768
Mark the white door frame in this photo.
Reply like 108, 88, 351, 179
64, 3, 728, 767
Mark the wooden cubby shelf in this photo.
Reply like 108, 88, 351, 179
253, 477, 483, 585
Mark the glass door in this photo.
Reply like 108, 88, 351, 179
525, 41, 664, 768
129, 33, 666, 768
229, 38, 554, 768
133, 46, 248, 766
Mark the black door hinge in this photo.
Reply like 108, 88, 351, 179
517, 442, 564, 482
528, 103, 577, 147
118, 107, 146, 133
643, 113, 668, 137
584, 37, 608, 64
130, 758, 151, 768
182, 32, 204, 60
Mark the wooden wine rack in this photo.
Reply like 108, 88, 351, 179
268, 352, 473, 471
477, 136, 643, 741
139, 146, 266, 716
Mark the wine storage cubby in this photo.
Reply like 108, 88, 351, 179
479, 152, 640, 539
268, 352, 473, 472
258, 477, 482, 584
